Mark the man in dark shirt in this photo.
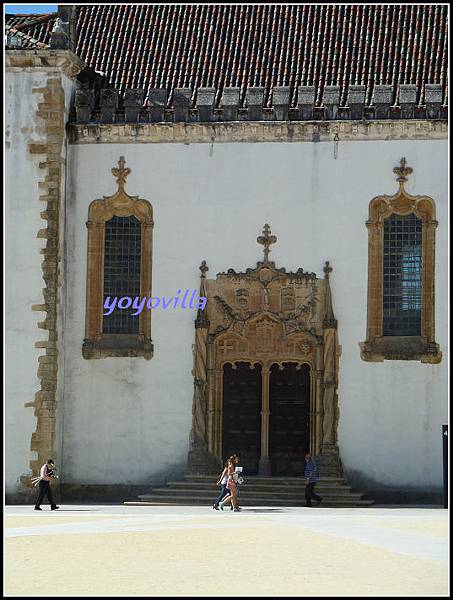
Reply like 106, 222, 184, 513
304, 453, 323, 507
34, 459, 59, 511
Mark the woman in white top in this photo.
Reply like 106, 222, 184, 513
212, 459, 230, 510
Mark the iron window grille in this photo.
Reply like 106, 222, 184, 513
102, 215, 141, 334
383, 213, 422, 336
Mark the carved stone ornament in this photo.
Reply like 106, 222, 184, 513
187, 224, 341, 475
360, 158, 441, 363
83, 157, 154, 359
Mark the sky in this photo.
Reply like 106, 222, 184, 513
5, 4, 57, 14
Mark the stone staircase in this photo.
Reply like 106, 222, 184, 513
124, 475, 374, 507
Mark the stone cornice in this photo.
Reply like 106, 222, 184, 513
5, 49, 86, 79
68, 119, 447, 145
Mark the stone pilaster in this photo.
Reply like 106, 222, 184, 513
187, 263, 220, 475
317, 263, 342, 477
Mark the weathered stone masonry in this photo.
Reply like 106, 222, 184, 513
6, 51, 84, 495
24, 77, 66, 486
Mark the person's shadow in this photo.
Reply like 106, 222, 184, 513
48, 509, 99, 512
239, 508, 284, 513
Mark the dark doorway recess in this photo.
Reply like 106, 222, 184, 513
269, 362, 310, 476
222, 362, 262, 475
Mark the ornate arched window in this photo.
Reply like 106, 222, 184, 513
360, 158, 441, 363
82, 157, 154, 359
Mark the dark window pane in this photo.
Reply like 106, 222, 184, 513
383, 213, 422, 336
103, 215, 141, 334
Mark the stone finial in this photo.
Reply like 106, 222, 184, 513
100, 89, 119, 123
51, 17, 65, 34
323, 261, 337, 328
425, 84, 443, 119
195, 261, 209, 328
221, 87, 241, 121
322, 86, 341, 120
124, 88, 145, 123
323, 260, 333, 279
148, 88, 167, 122
393, 157, 413, 187
398, 84, 417, 118
272, 86, 291, 121
347, 85, 366, 120
246, 87, 265, 121
173, 88, 192, 122
50, 17, 69, 49
297, 86, 315, 120
199, 260, 209, 278
50, 5, 78, 50
257, 224, 277, 264
111, 156, 131, 191
372, 84, 393, 119
75, 89, 95, 123
196, 88, 216, 122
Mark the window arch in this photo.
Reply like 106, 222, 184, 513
360, 158, 441, 363
82, 157, 154, 359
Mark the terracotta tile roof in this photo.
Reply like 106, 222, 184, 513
5, 5, 448, 107
5, 13, 56, 46
5, 23, 49, 49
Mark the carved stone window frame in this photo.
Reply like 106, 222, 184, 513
360, 158, 441, 363
82, 157, 154, 359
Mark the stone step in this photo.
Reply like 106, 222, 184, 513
126, 475, 373, 508
147, 488, 363, 499
184, 476, 347, 484
166, 482, 353, 492
139, 490, 367, 501
126, 497, 375, 507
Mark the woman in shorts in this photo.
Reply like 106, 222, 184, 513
219, 457, 241, 511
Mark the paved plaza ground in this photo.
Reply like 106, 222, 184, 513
4, 504, 448, 596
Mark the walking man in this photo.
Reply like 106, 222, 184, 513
34, 459, 59, 511
304, 453, 322, 507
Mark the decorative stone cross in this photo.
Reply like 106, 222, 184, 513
393, 157, 413, 185
257, 224, 277, 263
324, 261, 333, 279
111, 156, 131, 190
199, 260, 209, 278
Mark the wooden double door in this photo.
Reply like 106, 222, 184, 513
222, 361, 310, 476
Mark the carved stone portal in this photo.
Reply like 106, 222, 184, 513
187, 225, 341, 477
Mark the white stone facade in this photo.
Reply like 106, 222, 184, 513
60, 138, 447, 491
5, 66, 77, 497
6, 69, 448, 498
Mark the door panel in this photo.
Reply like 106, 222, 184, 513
269, 362, 310, 476
222, 362, 262, 475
